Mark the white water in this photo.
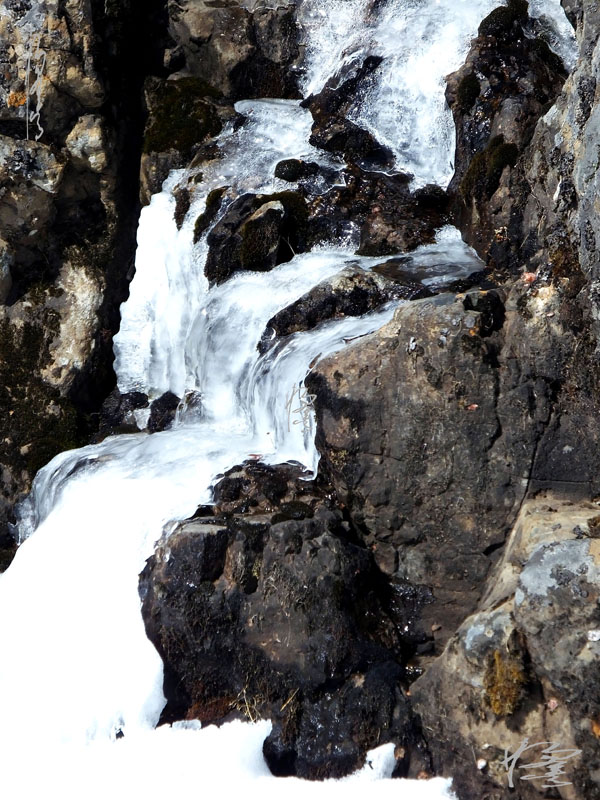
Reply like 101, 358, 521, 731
0, 1, 577, 798
299, 0, 577, 187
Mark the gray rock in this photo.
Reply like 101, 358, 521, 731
411, 495, 600, 799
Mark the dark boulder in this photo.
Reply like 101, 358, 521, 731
204, 191, 309, 285
140, 462, 432, 779
208, 459, 328, 518
148, 391, 180, 433
302, 55, 393, 168
309, 117, 394, 170
140, 507, 429, 779
274, 158, 339, 188
307, 165, 450, 257
97, 388, 149, 438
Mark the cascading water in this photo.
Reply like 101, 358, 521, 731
298, 0, 576, 186
0, 1, 576, 798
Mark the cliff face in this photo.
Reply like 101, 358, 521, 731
308, 2, 600, 796
0, 0, 169, 566
2, 1, 600, 797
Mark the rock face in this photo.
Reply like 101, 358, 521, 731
411, 495, 600, 800
165, 0, 301, 101
445, 0, 568, 271
0, 0, 168, 567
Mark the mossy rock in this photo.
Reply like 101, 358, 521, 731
0, 317, 82, 478
460, 135, 519, 199
143, 77, 223, 155
456, 73, 481, 112
483, 649, 526, 716
478, 0, 528, 37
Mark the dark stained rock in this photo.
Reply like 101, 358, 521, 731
140, 492, 431, 779
97, 388, 149, 438
258, 266, 430, 355
445, 0, 568, 272
193, 187, 228, 244
148, 391, 180, 433
204, 191, 309, 285
307, 165, 450, 258
208, 459, 327, 518
274, 159, 321, 182
302, 55, 393, 169
308, 116, 394, 170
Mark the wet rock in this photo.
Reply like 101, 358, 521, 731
148, 391, 180, 433
258, 266, 428, 354
204, 191, 308, 285
193, 187, 228, 243
411, 495, 600, 799
445, 0, 568, 271
309, 116, 394, 170
302, 55, 393, 168
208, 460, 326, 518
98, 388, 150, 438
140, 495, 430, 779
307, 165, 450, 257
273, 158, 338, 187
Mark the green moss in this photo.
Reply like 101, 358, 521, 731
479, 0, 528, 37
486, 141, 519, 193
484, 649, 526, 716
143, 78, 223, 155
460, 135, 519, 199
460, 151, 487, 198
457, 72, 481, 111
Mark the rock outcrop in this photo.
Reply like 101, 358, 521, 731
0, 0, 168, 568
411, 494, 600, 799
140, 461, 432, 780
445, 0, 569, 271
